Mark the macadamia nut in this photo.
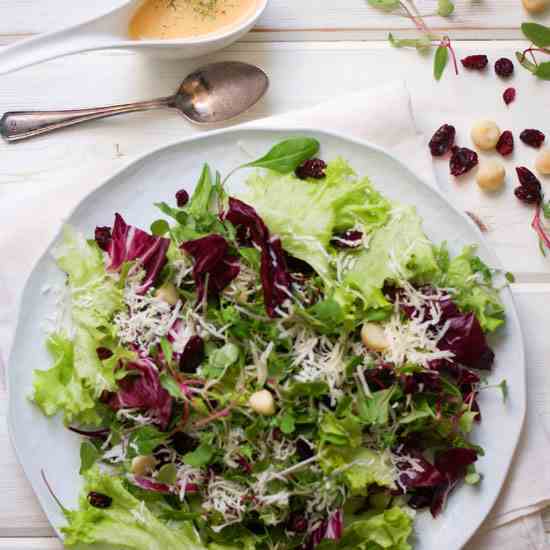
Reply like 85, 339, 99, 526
522, 0, 550, 14
249, 389, 276, 416
361, 323, 389, 352
155, 282, 179, 306
471, 120, 501, 151
536, 149, 550, 175
476, 161, 506, 192
131, 455, 157, 477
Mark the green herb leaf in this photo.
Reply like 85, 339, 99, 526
368, 0, 400, 10
157, 463, 177, 485
459, 410, 479, 433
243, 137, 320, 174
505, 271, 516, 283
183, 443, 215, 467
159, 337, 173, 367
465, 464, 481, 485
437, 0, 455, 17
499, 379, 509, 403
434, 45, 449, 80
357, 387, 395, 426
388, 33, 432, 53
516, 51, 537, 74
521, 22, 550, 47
535, 61, 550, 80
150, 219, 170, 236
128, 426, 167, 457
159, 372, 184, 399
543, 201, 550, 219
79, 440, 100, 474
279, 411, 296, 434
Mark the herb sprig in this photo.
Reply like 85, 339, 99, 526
368, 0, 458, 81
517, 22, 550, 80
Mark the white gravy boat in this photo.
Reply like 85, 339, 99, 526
0, 0, 268, 76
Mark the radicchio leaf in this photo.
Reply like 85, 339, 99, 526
108, 358, 172, 430
105, 214, 170, 294
308, 510, 344, 548
132, 477, 172, 494
180, 234, 240, 302
224, 198, 292, 317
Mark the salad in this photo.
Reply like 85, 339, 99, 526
32, 137, 507, 550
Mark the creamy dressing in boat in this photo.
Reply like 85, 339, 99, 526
129, 0, 258, 40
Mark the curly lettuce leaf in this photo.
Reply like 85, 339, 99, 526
321, 506, 413, 550
32, 333, 99, 424
63, 468, 206, 550
436, 244, 505, 332
344, 206, 439, 309
321, 447, 395, 494
241, 158, 391, 279
32, 227, 125, 423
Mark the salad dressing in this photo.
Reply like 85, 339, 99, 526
129, 0, 258, 40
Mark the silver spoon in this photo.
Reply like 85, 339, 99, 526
0, 61, 269, 142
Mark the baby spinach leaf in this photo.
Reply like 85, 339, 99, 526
157, 463, 177, 485
368, 0, 400, 10
150, 219, 170, 236
241, 137, 320, 174
522, 22, 550, 48
437, 0, 455, 17
159, 372, 184, 399
128, 426, 167, 457
388, 33, 432, 53
535, 61, 550, 80
183, 443, 215, 467
434, 45, 449, 81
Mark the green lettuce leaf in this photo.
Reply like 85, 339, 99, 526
323, 506, 413, 550
31, 227, 125, 424
63, 468, 206, 550
321, 447, 395, 494
344, 205, 439, 309
32, 333, 98, 424
242, 158, 391, 279
436, 244, 505, 332
319, 410, 362, 447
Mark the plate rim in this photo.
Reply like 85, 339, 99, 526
7, 125, 527, 548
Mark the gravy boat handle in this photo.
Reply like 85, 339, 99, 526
0, 2, 135, 75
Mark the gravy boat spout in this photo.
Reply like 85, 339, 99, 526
0, 0, 268, 76
0, 1, 136, 76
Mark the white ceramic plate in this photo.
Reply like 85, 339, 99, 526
8, 128, 525, 550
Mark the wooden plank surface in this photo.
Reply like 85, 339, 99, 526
0, 0, 549, 41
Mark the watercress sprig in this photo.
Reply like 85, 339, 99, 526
368, 0, 458, 81
517, 22, 550, 80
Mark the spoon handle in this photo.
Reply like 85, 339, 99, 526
0, 97, 173, 142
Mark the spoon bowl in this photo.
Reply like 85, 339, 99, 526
0, 62, 269, 142
0, 0, 268, 76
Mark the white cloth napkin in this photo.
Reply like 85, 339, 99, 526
0, 81, 549, 549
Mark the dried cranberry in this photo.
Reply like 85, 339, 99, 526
288, 513, 308, 533
171, 432, 199, 454
295, 158, 327, 180
179, 335, 204, 373
515, 167, 542, 204
296, 439, 315, 460
429, 124, 456, 157
94, 226, 111, 251
331, 230, 363, 249
175, 189, 189, 207
450, 146, 479, 177
503, 88, 516, 106
88, 491, 112, 509
496, 130, 514, 156
495, 57, 514, 77
96, 347, 113, 360
461, 55, 488, 70
520, 129, 545, 148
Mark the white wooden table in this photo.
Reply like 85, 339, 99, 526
1, 2, 550, 548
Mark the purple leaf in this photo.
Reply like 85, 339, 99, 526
105, 214, 170, 295
108, 358, 172, 430
181, 234, 240, 302
224, 198, 292, 317
132, 477, 171, 494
